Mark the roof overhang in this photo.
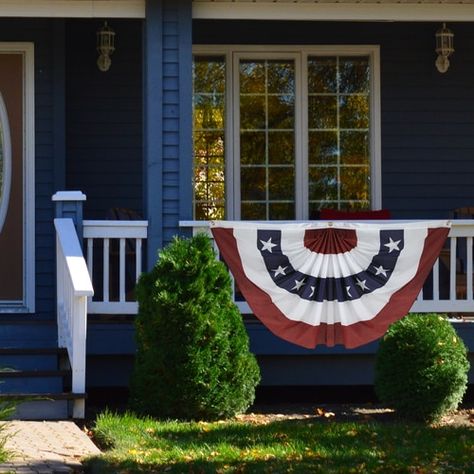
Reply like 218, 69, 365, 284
192, 1, 474, 22
0, 0, 144, 18
1, 0, 474, 21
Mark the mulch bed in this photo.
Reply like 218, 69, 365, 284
240, 403, 474, 427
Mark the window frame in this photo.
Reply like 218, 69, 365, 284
192, 44, 382, 220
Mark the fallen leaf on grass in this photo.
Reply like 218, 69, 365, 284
314, 408, 335, 418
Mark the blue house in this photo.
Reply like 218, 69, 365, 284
0, 0, 473, 419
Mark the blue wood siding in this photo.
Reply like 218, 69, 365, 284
193, 21, 474, 220
0, 19, 61, 319
65, 20, 143, 220
86, 321, 474, 386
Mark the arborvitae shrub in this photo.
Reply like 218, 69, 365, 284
375, 313, 469, 423
130, 233, 260, 420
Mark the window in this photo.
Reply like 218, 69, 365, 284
192, 46, 381, 220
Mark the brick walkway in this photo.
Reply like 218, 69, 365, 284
0, 421, 101, 473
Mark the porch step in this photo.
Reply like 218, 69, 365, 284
0, 369, 69, 392
0, 321, 58, 348
0, 348, 66, 371
0, 370, 70, 377
0, 346, 85, 419
0, 393, 87, 420
0, 347, 67, 354
0, 392, 85, 400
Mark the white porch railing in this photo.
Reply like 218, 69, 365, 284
83, 220, 148, 314
180, 220, 474, 317
54, 218, 94, 419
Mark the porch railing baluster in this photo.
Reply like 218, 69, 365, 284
467, 237, 473, 301
83, 220, 148, 314
119, 238, 126, 302
86, 238, 94, 306
103, 238, 110, 303
450, 237, 457, 300
135, 238, 142, 283
432, 259, 440, 301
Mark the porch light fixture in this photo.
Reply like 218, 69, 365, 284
435, 23, 454, 73
97, 21, 115, 72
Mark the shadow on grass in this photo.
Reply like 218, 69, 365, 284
83, 416, 474, 474
84, 457, 356, 474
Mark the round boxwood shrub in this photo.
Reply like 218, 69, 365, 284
129, 233, 260, 420
375, 313, 469, 423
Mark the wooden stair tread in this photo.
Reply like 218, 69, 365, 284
0, 348, 66, 355
0, 392, 86, 400
0, 370, 70, 378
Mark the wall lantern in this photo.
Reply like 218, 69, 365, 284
97, 21, 115, 72
435, 23, 454, 73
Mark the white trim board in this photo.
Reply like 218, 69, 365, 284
0, 0, 144, 18
1, 0, 474, 21
192, 3, 474, 22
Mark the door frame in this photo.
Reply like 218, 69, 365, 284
0, 43, 35, 313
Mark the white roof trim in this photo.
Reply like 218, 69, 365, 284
0, 0, 145, 18
1, 0, 473, 21
192, 2, 474, 22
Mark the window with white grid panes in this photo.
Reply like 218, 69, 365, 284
192, 47, 380, 220
239, 59, 296, 220
308, 56, 370, 217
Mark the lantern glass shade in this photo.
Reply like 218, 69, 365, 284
435, 23, 454, 57
97, 21, 115, 55
97, 21, 115, 72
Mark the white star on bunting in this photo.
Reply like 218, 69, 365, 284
374, 265, 389, 278
260, 237, 277, 253
356, 279, 370, 291
272, 265, 287, 277
309, 286, 316, 298
292, 278, 306, 291
384, 237, 401, 253
346, 286, 352, 297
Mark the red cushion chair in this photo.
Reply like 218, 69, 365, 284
319, 208, 391, 220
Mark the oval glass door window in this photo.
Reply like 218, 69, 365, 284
0, 92, 11, 234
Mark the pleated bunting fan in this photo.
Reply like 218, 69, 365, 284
211, 221, 450, 349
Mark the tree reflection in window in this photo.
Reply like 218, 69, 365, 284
192, 52, 373, 221
308, 56, 370, 215
192, 56, 226, 220
240, 60, 296, 220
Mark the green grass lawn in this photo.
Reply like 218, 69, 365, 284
83, 411, 474, 473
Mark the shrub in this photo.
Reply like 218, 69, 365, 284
130, 233, 260, 420
375, 313, 469, 423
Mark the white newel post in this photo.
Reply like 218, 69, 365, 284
53, 191, 91, 419
52, 191, 87, 242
